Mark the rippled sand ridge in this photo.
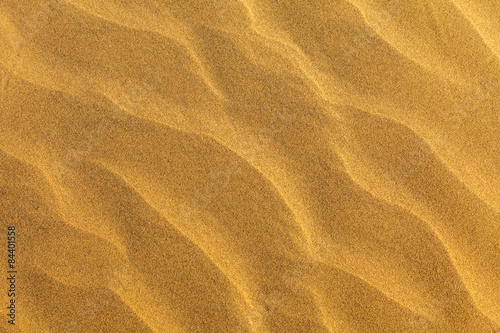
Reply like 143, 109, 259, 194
1, 0, 499, 332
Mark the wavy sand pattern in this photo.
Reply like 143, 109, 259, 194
1, 0, 499, 332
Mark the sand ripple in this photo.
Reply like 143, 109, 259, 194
1, 0, 499, 332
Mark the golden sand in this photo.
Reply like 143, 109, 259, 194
0, 0, 499, 332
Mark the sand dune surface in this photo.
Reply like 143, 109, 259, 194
1, 0, 499, 332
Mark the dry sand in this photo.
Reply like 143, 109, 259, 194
0, 0, 499, 332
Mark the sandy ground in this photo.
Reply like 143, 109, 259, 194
0, 0, 499, 332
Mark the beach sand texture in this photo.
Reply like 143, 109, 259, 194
0, 0, 499, 332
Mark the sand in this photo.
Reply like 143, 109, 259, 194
0, 0, 499, 332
